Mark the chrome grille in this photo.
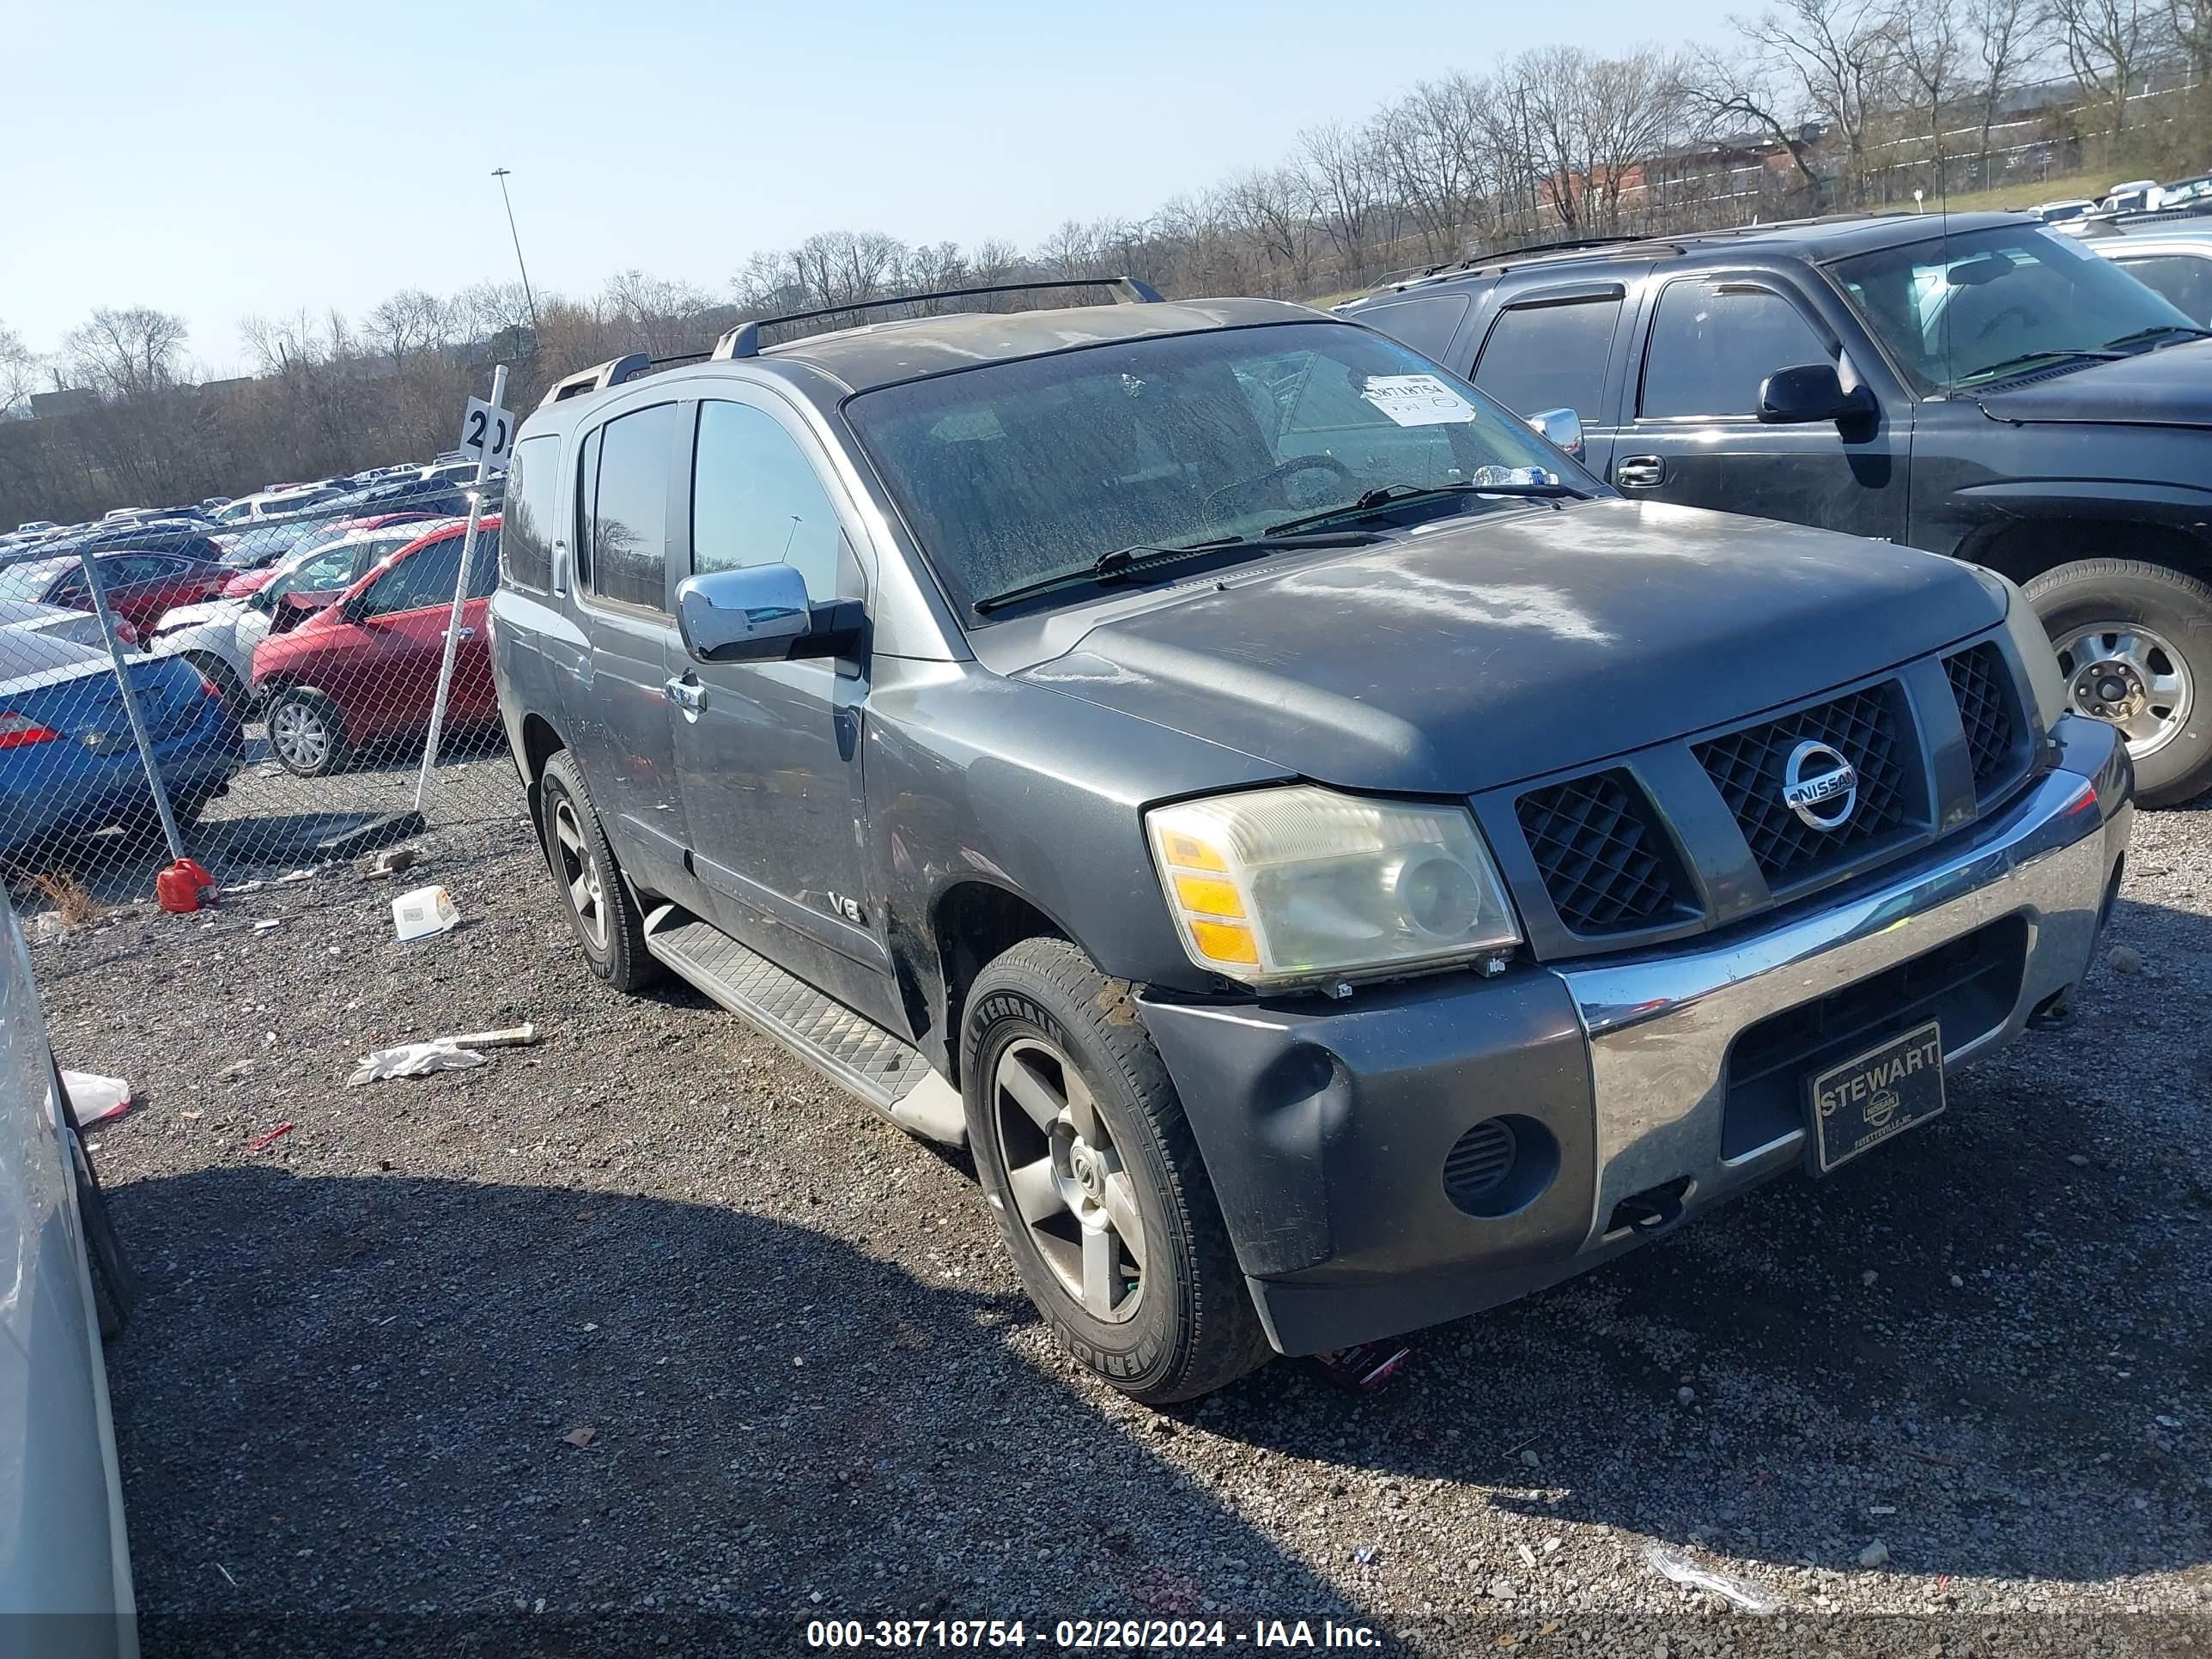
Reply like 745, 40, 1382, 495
1515, 769, 1690, 934
1693, 684, 1912, 886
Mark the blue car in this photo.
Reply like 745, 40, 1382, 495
0, 635, 240, 861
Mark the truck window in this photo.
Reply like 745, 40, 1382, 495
1640, 282, 1827, 419
1352, 292, 1471, 363
691, 401, 844, 602
584, 403, 676, 611
500, 433, 561, 591
2110, 252, 2212, 326
1474, 296, 1623, 420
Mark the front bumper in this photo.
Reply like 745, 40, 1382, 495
1138, 715, 2133, 1356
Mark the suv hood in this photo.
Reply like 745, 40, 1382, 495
1017, 498, 2002, 795
1977, 338, 2212, 428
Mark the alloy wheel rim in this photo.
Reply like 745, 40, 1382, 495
552, 799, 609, 951
2052, 623, 2195, 759
270, 700, 328, 770
992, 1036, 1146, 1324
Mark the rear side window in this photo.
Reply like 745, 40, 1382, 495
500, 434, 561, 590
1640, 282, 1828, 419
2112, 252, 2212, 325
1474, 296, 1623, 420
692, 401, 845, 602
581, 404, 675, 610
362, 536, 464, 617
1352, 292, 1472, 363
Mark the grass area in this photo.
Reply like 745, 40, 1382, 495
1927, 167, 2115, 214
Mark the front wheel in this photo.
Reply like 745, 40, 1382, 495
2027, 558, 2212, 807
264, 686, 346, 778
961, 937, 1269, 1404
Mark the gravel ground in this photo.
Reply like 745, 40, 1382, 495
31, 787, 2212, 1657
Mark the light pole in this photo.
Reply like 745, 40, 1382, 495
490, 167, 541, 337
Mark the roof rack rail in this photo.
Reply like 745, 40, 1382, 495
712, 275, 1163, 362
538, 353, 652, 409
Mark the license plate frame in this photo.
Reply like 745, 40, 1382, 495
1808, 1018, 1946, 1175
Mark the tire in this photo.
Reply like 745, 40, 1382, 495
961, 937, 1269, 1404
537, 749, 659, 992
2026, 558, 2212, 808
181, 651, 246, 712
263, 686, 347, 778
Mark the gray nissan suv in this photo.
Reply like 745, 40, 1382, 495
490, 281, 2133, 1402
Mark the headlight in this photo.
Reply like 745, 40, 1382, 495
1146, 784, 1521, 990
1995, 573, 2068, 732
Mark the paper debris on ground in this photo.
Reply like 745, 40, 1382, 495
358, 847, 419, 881
1644, 1544, 1781, 1615
61, 1070, 132, 1128
277, 867, 318, 884
445, 1023, 538, 1050
252, 919, 283, 932
349, 1040, 489, 1085
562, 1426, 597, 1448
391, 884, 459, 942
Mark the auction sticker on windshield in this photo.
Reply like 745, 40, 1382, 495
1359, 374, 1479, 427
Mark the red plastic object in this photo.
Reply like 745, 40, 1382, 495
155, 857, 216, 914
246, 1121, 293, 1152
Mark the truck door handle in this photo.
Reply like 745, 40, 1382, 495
1614, 455, 1666, 488
665, 677, 707, 714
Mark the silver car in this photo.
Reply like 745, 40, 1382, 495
0, 899, 137, 1655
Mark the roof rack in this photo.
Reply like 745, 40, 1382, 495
538, 353, 652, 409
712, 275, 1164, 362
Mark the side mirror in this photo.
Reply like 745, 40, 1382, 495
1759, 362, 1877, 426
677, 565, 861, 664
1524, 407, 1585, 461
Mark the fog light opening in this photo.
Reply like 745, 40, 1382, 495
1442, 1114, 1559, 1219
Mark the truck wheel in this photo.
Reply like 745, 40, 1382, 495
537, 750, 659, 991
2027, 558, 2212, 807
264, 687, 347, 777
961, 937, 1269, 1404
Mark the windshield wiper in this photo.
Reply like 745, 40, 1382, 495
1954, 347, 2127, 388
2103, 322, 2212, 350
1265, 477, 1589, 538
970, 531, 1380, 616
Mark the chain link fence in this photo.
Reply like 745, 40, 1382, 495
0, 447, 530, 920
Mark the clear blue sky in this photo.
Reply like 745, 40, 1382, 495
3, 0, 1736, 375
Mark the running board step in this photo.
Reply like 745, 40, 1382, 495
642, 906, 964, 1146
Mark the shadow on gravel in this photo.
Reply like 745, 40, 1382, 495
1192, 892, 2210, 1593
103, 1165, 1361, 1657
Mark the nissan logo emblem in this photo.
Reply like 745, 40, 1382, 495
1781, 739, 1858, 831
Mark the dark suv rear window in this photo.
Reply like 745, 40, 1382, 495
1352, 292, 1471, 363
1474, 296, 1622, 420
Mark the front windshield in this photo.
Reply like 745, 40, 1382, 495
1832, 224, 2198, 391
844, 321, 1596, 618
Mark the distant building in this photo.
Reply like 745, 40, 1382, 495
28, 388, 94, 419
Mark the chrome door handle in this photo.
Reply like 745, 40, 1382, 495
1614, 455, 1665, 488
664, 677, 707, 713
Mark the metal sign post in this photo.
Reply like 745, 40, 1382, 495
412, 363, 509, 813
77, 550, 188, 863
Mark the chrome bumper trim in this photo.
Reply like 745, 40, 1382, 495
1555, 726, 2129, 1251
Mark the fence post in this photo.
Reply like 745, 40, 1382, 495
76, 550, 188, 865
413, 362, 508, 813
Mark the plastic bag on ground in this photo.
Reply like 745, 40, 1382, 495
348, 1041, 489, 1086
1644, 1544, 1782, 1615
61, 1070, 133, 1128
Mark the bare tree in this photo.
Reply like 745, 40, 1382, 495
2053, 0, 2149, 133
1888, 0, 1965, 172
2172, 0, 2212, 77
366, 289, 456, 367
62, 307, 188, 399
1966, 0, 2040, 168
1673, 46, 1827, 197
1707, 0, 1898, 204
1300, 120, 1386, 274
0, 320, 39, 412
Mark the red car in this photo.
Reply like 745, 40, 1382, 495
249, 517, 501, 776
0, 550, 230, 638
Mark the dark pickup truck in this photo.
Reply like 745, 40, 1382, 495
1341, 212, 2212, 805
491, 283, 2132, 1402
